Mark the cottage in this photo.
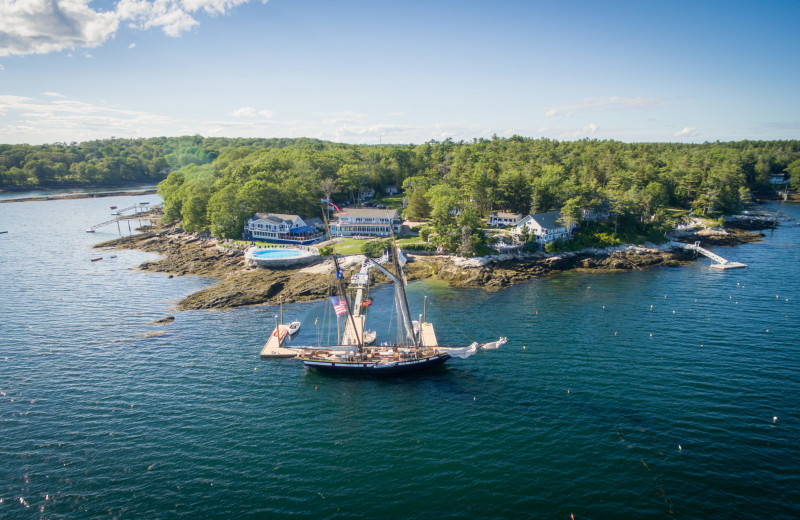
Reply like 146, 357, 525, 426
358, 188, 376, 200
515, 211, 573, 248
770, 173, 790, 185
330, 208, 402, 237
488, 211, 523, 228
244, 213, 322, 244
385, 185, 399, 196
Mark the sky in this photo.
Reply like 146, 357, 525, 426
0, 0, 798, 145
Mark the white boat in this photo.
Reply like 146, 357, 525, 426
287, 320, 301, 337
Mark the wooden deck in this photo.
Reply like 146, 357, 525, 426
260, 324, 297, 358
342, 315, 366, 345
419, 322, 438, 347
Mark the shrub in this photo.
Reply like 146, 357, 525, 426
361, 239, 391, 258
400, 243, 437, 252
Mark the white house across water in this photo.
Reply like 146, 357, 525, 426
515, 210, 573, 248
488, 211, 523, 227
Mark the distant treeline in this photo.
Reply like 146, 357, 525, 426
3, 136, 799, 246
0, 136, 321, 189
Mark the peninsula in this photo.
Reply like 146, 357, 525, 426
93, 211, 766, 311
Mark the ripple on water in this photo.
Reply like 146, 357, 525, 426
1, 199, 800, 518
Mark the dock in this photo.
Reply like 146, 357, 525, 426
86, 203, 160, 234
259, 324, 297, 358
683, 241, 748, 270
419, 322, 439, 347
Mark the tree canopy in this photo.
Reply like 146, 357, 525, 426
3, 136, 798, 252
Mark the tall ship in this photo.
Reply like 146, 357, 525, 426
297, 201, 451, 375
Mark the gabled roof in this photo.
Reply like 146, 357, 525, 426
305, 217, 324, 229
336, 208, 399, 219
525, 211, 564, 229
252, 213, 300, 225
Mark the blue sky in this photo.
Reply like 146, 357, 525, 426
1, 0, 798, 145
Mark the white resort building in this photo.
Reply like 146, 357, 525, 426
515, 211, 573, 248
330, 208, 402, 237
244, 213, 323, 244
488, 211, 524, 227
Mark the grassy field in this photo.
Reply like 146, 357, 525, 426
225, 234, 423, 257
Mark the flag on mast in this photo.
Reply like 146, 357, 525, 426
330, 297, 348, 315
321, 198, 347, 215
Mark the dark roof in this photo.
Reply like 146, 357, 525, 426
527, 211, 563, 229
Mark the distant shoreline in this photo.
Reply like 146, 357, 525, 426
0, 189, 158, 203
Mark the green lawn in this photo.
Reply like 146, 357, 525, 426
376, 195, 405, 209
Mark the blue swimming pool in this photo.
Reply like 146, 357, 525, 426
251, 248, 303, 259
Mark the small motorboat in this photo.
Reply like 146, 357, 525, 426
109, 205, 117, 209
287, 320, 301, 337
86, 229, 96, 233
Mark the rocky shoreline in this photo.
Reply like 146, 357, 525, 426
94, 219, 765, 311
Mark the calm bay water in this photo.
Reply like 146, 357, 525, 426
1, 196, 799, 519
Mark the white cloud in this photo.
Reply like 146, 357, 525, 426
674, 126, 698, 137
545, 96, 664, 117
44, 91, 65, 97
0, 0, 119, 56
0, 93, 173, 143
128, 42, 136, 48
258, 109, 275, 118
230, 106, 256, 117
0, 0, 267, 57
0, 64, 5, 70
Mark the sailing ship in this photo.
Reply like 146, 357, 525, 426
297, 201, 451, 375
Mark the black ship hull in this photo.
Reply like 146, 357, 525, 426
303, 353, 451, 375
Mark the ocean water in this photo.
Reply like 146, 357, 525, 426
1, 196, 799, 519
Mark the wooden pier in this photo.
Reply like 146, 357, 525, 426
419, 322, 439, 347
259, 324, 298, 358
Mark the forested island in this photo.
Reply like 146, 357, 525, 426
4, 135, 798, 256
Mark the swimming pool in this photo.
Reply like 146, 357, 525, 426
251, 248, 303, 259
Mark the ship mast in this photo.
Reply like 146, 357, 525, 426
320, 201, 363, 351
386, 210, 417, 348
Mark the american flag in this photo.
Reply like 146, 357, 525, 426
330, 297, 348, 315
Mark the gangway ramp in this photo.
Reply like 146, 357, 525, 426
684, 241, 747, 270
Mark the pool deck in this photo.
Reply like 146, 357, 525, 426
245, 246, 320, 268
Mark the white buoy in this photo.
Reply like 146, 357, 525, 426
773, 416, 778, 423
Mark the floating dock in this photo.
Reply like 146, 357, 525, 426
259, 324, 297, 358
683, 241, 748, 270
419, 322, 439, 347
